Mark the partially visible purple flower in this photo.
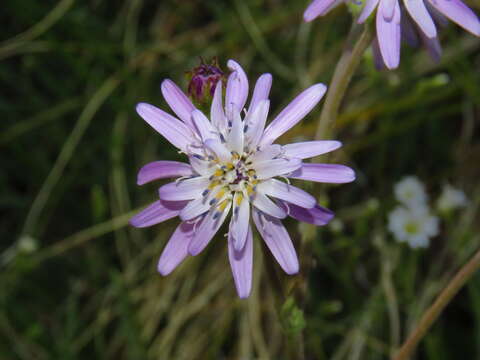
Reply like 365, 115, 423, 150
131, 59, 355, 298
187, 58, 225, 103
304, 0, 480, 69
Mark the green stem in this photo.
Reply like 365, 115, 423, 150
393, 248, 480, 360
315, 22, 374, 140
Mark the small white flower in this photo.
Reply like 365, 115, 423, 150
388, 205, 439, 249
437, 184, 468, 213
394, 176, 427, 208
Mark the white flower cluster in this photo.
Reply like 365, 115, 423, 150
387, 177, 467, 249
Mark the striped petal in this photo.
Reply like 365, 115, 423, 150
188, 202, 232, 256
251, 192, 287, 219
230, 192, 250, 251
130, 200, 187, 228
260, 84, 327, 146
157, 222, 195, 275
254, 158, 302, 179
282, 140, 342, 159
136, 103, 196, 151
252, 210, 299, 274
225, 60, 249, 112
289, 164, 355, 183
358, 0, 380, 23
161, 79, 196, 130
427, 0, 480, 36
281, 201, 334, 226
257, 179, 316, 209
228, 225, 253, 298
404, 0, 437, 38
247, 73, 272, 114
376, 0, 401, 69
137, 161, 194, 185
159, 177, 210, 201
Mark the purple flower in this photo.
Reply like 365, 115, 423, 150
304, 0, 480, 69
131, 60, 355, 298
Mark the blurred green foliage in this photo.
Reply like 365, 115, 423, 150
1, 0, 479, 359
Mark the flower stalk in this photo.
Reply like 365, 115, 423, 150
393, 247, 480, 360
315, 22, 373, 140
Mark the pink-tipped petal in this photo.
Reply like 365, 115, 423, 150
225, 60, 249, 112
248, 73, 272, 114
228, 225, 253, 298
254, 158, 302, 180
358, 0, 380, 23
260, 84, 327, 146
282, 140, 342, 159
427, 0, 480, 36
404, 0, 437, 38
157, 222, 195, 275
281, 201, 334, 226
252, 193, 287, 219
130, 200, 187, 228
252, 210, 299, 274
289, 164, 356, 183
257, 179, 316, 209
159, 177, 210, 201
303, 0, 339, 22
376, 0, 401, 69
161, 79, 196, 130
137, 161, 194, 185
188, 203, 232, 256
136, 103, 196, 151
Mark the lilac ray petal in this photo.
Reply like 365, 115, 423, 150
188, 156, 215, 177
245, 100, 270, 149
421, 33, 442, 62
358, 0, 380, 23
227, 109, 244, 154
137, 161, 194, 185
426, 1, 449, 27
204, 138, 232, 163
254, 158, 302, 180
289, 163, 355, 183
251, 192, 287, 219
130, 200, 188, 228
157, 221, 196, 275
372, 37, 388, 70
260, 84, 327, 146
401, 15, 421, 47
257, 179, 316, 209
376, 0, 401, 69
225, 60, 249, 112
281, 201, 334, 226
228, 225, 253, 298
161, 79, 196, 130
211, 80, 227, 134
382, 0, 397, 21
179, 196, 212, 221
248, 73, 272, 114
282, 140, 342, 159
230, 193, 250, 251
304, 0, 339, 22
252, 210, 299, 274
248, 144, 282, 163
404, 0, 437, 38
188, 202, 232, 256
159, 177, 210, 201
427, 0, 480, 36
192, 109, 216, 141
136, 103, 196, 151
